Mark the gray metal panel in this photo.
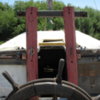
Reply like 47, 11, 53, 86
78, 58, 100, 95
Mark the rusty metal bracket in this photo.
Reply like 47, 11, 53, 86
70, 46, 73, 57
28, 46, 35, 58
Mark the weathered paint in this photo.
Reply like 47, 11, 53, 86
26, 7, 38, 81
78, 58, 100, 95
26, 7, 38, 100
63, 7, 78, 85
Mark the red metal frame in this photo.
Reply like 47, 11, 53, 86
26, 7, 38, 81
26, 6, 78, 99
26, 7, 38, 100
63, 7, 78, 85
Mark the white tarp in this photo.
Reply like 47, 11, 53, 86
0, 30, 100, 51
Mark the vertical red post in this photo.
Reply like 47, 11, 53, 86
26, 7, 38, 100
63, 7, 78, 85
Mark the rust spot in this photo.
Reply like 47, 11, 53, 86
22, 53, 26, 59
91, 85, 96, 88
77, 54, 81, 59
90, 76, 95, 84
90, 70, 95, 76
90, 70, 95, 84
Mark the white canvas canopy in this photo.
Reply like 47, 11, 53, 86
0, 30, 100, 51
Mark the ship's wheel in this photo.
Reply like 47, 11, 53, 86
2, 59, 92, 100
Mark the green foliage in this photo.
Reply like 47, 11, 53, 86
0, 1, 100, 41
0, 2, 6, 10
53, 18, 64, 30
0, 7, 18, 40
74, 6, 100, 40
0, 41, 4, 45
94, 33, 100, 39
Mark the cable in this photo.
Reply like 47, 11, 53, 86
20, 0, 22, 10
93, 0, 98, 10
8, 0, 9, 7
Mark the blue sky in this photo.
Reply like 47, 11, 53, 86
1, 0, 100, 10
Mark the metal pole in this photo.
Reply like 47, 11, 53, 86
26, 7, 38, 100
44, 0, 47, 30
48, 0, 53, 30
63, 7, 78, 85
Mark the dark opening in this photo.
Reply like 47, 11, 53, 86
38, 46, 67, 81
43, 39, 63, 43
